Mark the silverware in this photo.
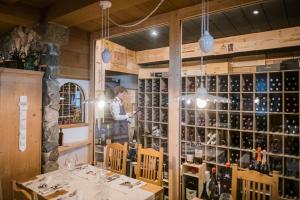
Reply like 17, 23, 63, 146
120, 180, 142, 188
69, 190, 78, 197
106, 174, 120, 182
39, 183, 63, 195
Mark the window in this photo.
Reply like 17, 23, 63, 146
59, 82, 85, 125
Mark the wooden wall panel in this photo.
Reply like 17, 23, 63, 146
59, 28, 90, 80
136, 26, 300, 64
100, 40, 140, 75
0, 68, 43, 200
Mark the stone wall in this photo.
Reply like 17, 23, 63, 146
38, 23, 69, 173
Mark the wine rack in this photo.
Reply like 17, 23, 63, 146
59, 83, 85, 125
138, 69, 300, 199
180, 70, 300, 199
138, 77, 169, 199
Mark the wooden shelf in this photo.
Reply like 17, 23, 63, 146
59, 123, 88, 129
58, 140, 92, 154
182, 172, 199, 178
140, 69, 300, 198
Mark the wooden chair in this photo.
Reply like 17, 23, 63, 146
12, 181, 38, 200
136, 144, 163, 186
105, 142, 128, 175
231, 164, 279, 200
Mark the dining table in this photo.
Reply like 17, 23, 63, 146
19, 164, 163, 200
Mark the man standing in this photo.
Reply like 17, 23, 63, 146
110, 86, 132, 144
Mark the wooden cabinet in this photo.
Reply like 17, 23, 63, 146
0, 68, 43, 200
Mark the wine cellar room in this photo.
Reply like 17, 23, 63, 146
1, 0, 300, 200
94, 0, 300, 199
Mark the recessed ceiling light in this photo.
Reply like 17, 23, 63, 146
253, 10, 259, 15
150, 30, 159, 37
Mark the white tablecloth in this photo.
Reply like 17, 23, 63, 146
22, 165, 157, 200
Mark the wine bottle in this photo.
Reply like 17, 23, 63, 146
260, 150, 269, 174
185, 177, 198, 200
221, 162, 231, 194
194, 143, 203, 165
255, 146, 262, 172
249, 148, 256, 170
201, 171, 211, 199
59, 128, 64, 146
186, 141, 194, 164
209, 168, 220, 200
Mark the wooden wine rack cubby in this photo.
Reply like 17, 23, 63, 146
138, 77, 170, 198
138, 69, 300, 199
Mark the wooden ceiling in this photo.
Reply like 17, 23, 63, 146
110, 0, 300, 51
0, 0, 202, 35
1, 0, 299, 52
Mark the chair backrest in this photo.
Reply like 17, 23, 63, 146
12, 181, 38, 200
105, 142, 128, 175
231, 164, 279, 200
136, 144, 163, 186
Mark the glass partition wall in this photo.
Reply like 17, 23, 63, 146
93, 0, 300, 199
94, 25, 171, 199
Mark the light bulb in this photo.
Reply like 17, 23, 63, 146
97, 99, 106, 108
254, 97, 260, 104
253, 10, 259, 15
186, 99, 191, 105
196, 98, 207, 108
150, 30, 159, 37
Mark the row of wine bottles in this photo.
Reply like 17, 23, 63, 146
179, 112, 299, 134
139, 78, 168, 93
181, 71, 299, 93
185, 163, 231, 200
184, 147, 299, 199
182, 132, 299, 157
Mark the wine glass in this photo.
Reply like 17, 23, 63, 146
98, 162, 107, 185
65, 154, 78, 171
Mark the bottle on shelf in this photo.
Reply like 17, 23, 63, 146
201, 171, 211, 199
260, 150, 269, 174
59, 128, 64, 146
185, 176, 198, 200
249, 148, 256, 170
209, 167, 220, 200
221, 162, 231, 194
254, 146, 262, 172
194, 143, 203, 165
186, 141, 194, 164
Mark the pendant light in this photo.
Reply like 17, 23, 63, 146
181, 0, 229, 108
100, 0, 112, 63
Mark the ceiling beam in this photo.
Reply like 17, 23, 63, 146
47, 0, 150, 27
135, 26, 300, 64
0, 2, 40, 26
92, 0, 264, 39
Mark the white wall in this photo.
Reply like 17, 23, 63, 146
57, 78, 90, 167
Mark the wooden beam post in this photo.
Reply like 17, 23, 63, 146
88, 36, 96, 163
168, 12, 181, 200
